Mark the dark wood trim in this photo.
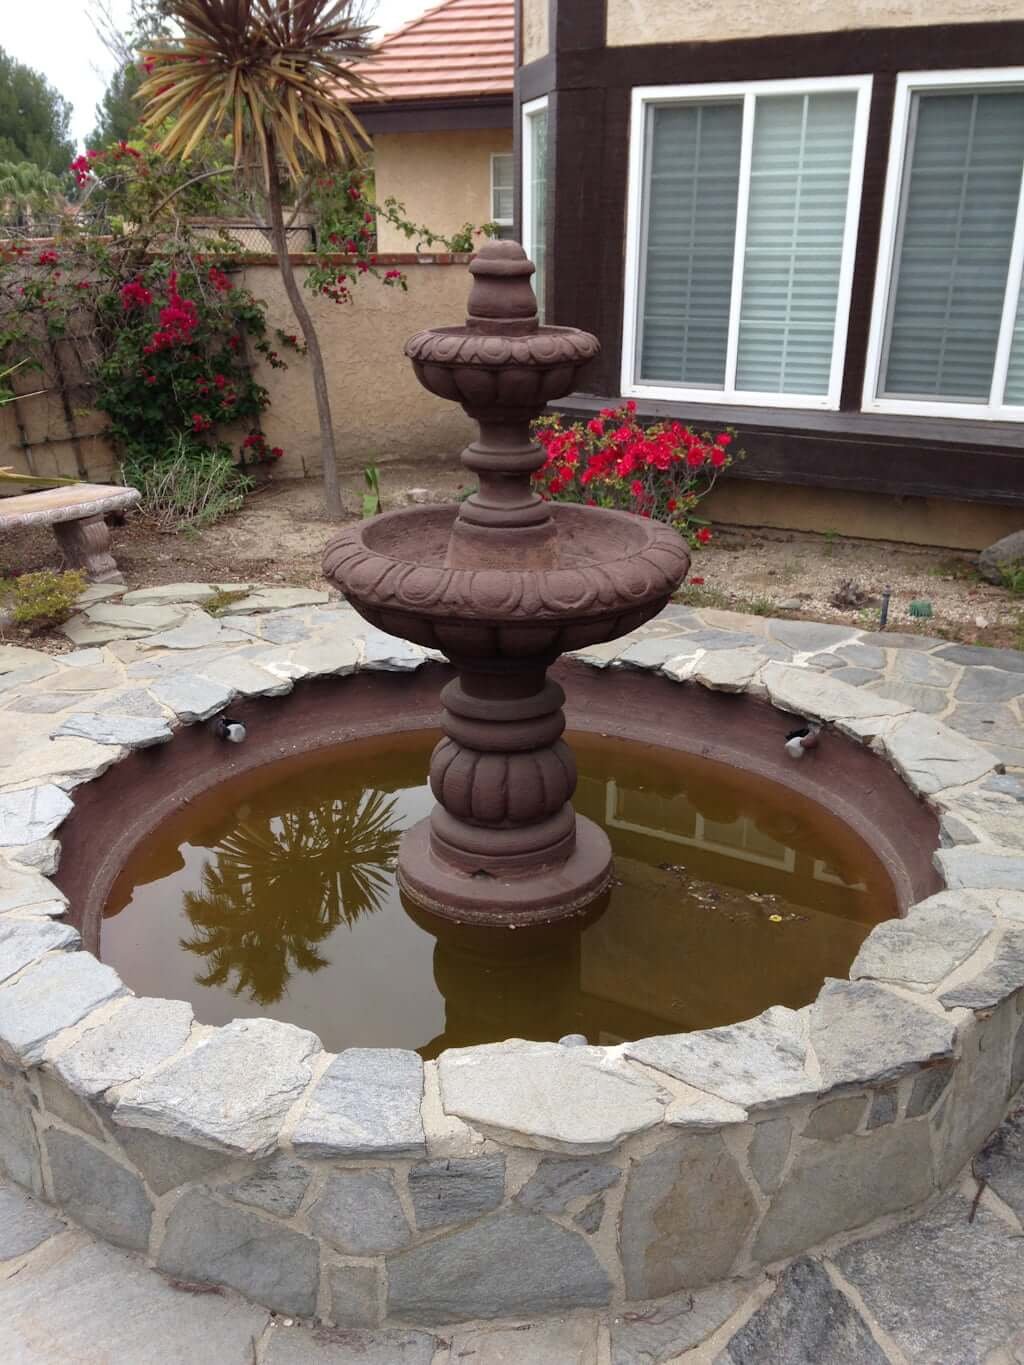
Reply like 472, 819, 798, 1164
357, 96, 512, 135
555, 20, 1024, 89
516, 52, 556, 105
558, 395, 1024, 505
553, 0, 607, 53
840, 74, 896, 410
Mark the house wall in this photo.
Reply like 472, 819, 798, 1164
0, 258, 476, 486
522, 0, 550, 62
605, 0, 1024, 45
372, 129, 515, 252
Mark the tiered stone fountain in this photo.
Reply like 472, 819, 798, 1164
324, 241, 690, 925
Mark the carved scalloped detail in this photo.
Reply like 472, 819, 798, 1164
404, 325, 600, 370
430, 738, 576, 823
323, 515, 690, 626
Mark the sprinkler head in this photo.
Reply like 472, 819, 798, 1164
213, 716, 247, 744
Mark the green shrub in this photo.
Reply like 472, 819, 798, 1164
1, 569, 86, 627
122, 437, 253, 532
998, 560, 1024, 595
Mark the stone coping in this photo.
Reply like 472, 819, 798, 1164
0, 484, 140, 529
0, 586, 1023, 1328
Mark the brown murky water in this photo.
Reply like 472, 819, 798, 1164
101, 732, 895, 1058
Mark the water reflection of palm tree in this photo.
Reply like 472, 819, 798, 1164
180, 791, 402, 1005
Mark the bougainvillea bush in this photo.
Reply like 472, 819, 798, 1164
532, 402, 739, 546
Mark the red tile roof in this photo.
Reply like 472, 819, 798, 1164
354, 0, 514, 104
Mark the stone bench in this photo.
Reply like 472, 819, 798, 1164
0, 483, 140, 583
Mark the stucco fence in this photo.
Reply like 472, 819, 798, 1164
0, 600, 1023, 1328
0, 255, 476, 486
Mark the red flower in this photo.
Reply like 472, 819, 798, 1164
696, 528, 712, 545
213, 374, 227, 389
208, 266, 233, 294
666, 498, 677, 512
120, 278, 152, 309
629, 479, 643, 497
384, 268, 402, 280
191, 413, 211, 433
690, 576, 705, 585
625, 399, 637, 413
271, 447, 283, 458
36, 250, 58, 266
710, 448, 727, 468
586, 418, 604, 435
715, 433, 731, 447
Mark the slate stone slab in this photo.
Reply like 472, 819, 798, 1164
263, 1325, 438, 1365
837, 643, 886, 670
223, 1153, 311, 1218
44, 1128, 152, 1251
198, 656, 293, 698
890, 650, 958, 687
627, 1007, 811, 1110
0, 645, 52, 675
150, 673, 233, 722
84, 602, 187, 632
362, 628, 423, 671
309, 1169, 412, 1254
157, 1189, 319, 1318
0, 1077, 41, 1190
879, 713, 995, 796
752, 1119, 934, 1264
574, 1196, 604, 1233
1, 736, 122, 791
327, 1262, 381, 1328
279, 637, 361, 677
835, 1191, 1024, 1365
804, 1095, 867, 1141
940, 925, 1024, 1009
52, 712, 172, 748
0, 785, 74, 846
935, 849, 1024, 893
0, 952, 126, 1065
114, 1017, 320, 1154
618, 636, 696, 670
613, 1282, 754, 1364
905, 1064, 952, 1118
0, 659, 58, 692
715, 1258, 885, 1365
0, 1235, 269, 1363
870, 680, 948, 714
408, 1156, 506, 1229
113, 1125, 229, 1196
976, 1110, 1024, 1220
747, 1116, 791, 1194
448, 1319, 600, 1365
98, 687, 170, 719
956, 667, 1024, 704
692, 649, 764, 691
143, 615, 250, 651
121, 582, 218, 605
292, 1048, 425, 1158
515, 1156, 620, 1213
438, 1040, 668, 1152
54, 995, 193, 1098
387, 1211, 611, 1324
5, 839, 59, 876
766, 620, 858, 651
0, 917, 78, 984
0, 1181, 63, 1259
850, 896, 994, 989
0, 866, 66, 915
935, 643, 1024, 674
620, 1130, 758, 1299
810, 979, 956, 1089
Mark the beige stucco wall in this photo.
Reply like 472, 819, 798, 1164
704, 479, 1022, 552
606, 0, 1024, 45
372, 130, 514, 254
0, 261, 475, 485
522, 0, 550, 63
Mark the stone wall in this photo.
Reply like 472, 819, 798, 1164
605, 0, 1024, 45
1, 602, 1023, 1328
0, 257, 477, 485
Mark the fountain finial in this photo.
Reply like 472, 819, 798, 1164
466, 240, 538, 334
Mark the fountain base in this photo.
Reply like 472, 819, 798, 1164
397, 814, 613, 928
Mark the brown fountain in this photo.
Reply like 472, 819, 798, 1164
323, 241, 690, 927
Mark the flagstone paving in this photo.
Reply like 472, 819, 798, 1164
0, 583, 1022, 1360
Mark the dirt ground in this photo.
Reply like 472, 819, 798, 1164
2, 471, 1022, 651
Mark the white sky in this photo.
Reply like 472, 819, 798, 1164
1, 0, 435, 150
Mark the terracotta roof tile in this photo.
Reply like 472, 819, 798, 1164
352, 0, 514, 103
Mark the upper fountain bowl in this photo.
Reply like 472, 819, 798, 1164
405, 240, 599, 413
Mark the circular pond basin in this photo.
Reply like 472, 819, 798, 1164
99, 730, 894, 1058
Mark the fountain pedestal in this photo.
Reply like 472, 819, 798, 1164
324, 242, 690, 926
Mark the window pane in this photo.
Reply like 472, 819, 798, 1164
527, 108, 548, 320
492, 153, 514, 222
1005, 274, 1024, 404
637, 101, 743, 386
736, 91, 857, 395
881, 89, 1024, 402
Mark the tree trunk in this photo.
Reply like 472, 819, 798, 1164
265, 153, 344, 521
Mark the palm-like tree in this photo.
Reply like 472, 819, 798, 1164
180, 788, 401, 1004
136, 0, 377, 520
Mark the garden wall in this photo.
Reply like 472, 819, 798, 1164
0, 255, 476, 486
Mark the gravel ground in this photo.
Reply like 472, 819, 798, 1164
2, 473, 1021, 651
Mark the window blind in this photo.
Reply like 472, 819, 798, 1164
736, 92, 857, 395
492, 154, 514, 223
1005, 278, 1024, 405
638, 101, 743, 386
881, 89, 1024, 402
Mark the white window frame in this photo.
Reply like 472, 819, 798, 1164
521, 95, 548, 286
490, 152, 514, 230
862, 67, 1024, 421
621, 75, 873, 411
